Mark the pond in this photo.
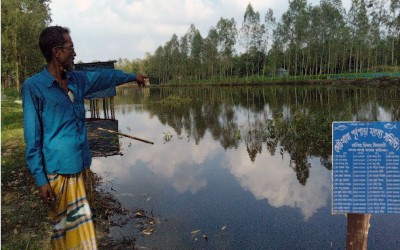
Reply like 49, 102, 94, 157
87, 85, 400, 249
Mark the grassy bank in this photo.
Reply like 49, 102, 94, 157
1, 88, 52, 249
159, 74, 400, 86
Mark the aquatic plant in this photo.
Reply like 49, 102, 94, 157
156, 95, 192, 108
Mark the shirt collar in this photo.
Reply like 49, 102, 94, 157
42, 67, 72, 88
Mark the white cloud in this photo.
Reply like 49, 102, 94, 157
76, 0, 93, 12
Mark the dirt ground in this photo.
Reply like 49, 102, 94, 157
1, 163, 142, 249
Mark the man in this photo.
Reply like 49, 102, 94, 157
22, 26, 145, 249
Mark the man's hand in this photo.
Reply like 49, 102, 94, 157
135, 74, 147, 87
39, 183, 56, 205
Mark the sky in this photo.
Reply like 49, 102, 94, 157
49, 0, 351, 63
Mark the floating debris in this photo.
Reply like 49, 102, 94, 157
163, 131, 173, 142
190, 229, 201, 236
147, 218, 156, 225
133, 208, 160, 237
134, 209, 146, 218
114, 193, 136, 197
142, 227, 154, 235
190, 229, 202, 242
136, 246, 149, 249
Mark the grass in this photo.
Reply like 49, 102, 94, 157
159, 74, 329, 85
1, 88, 52, 249
160, 71, 400, 86
1, 88, 26, 182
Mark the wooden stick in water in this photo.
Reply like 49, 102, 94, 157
97, 127, 154, 144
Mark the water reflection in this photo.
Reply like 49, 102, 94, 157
92, 131, 217, 194
89, 85, 399, 248
124, 86, 398, 185
87, 119, 121, 157
224, 148, 331, 220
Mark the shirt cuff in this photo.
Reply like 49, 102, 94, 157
35, 173, 48, 187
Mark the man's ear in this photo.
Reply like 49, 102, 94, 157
52, 47, 60, 59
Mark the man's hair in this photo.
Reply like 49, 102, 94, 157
39, 26, 70, 62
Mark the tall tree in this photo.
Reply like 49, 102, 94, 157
203, 28, 219, 79
1, 0, 51, 90
319, 0, 348, 74
367, 0, 389, 68
348, 0, 370, 72
216, 17, 237, 78
163, 34, 181, 81
145, 46, 164, 84
263, 9, 276, 75
240, 3, 266, 77
186, 24, 204, 80
179, 34, 190, 79
388, 0, 400, 65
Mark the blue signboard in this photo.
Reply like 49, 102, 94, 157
332, 122, 400, 214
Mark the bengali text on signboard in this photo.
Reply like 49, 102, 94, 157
332, 121, 400, 214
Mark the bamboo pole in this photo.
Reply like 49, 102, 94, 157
97, 127, 154, 144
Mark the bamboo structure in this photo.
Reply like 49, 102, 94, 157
89, 97, 115, 120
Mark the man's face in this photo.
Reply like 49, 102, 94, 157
57, 33, 76, 71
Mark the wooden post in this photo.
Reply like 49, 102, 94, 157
102, 98, 107, 119
110, 97, 115, 120
346, 213, 371, 250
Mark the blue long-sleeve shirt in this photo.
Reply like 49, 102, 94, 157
22, 67, 136, 187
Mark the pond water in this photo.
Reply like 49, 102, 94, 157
88, 85, 400, 249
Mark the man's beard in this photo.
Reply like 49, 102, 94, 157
64, 61, 75, 72
57, 57, 74, 72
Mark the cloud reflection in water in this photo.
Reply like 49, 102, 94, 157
223, 145, 331, 220
92, 111, 331, 221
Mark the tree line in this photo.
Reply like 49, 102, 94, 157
133, 0, 400, 84
1, 0, 51, 90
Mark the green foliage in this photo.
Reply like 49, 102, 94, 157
115, 58, 144, 74
156, 95, 192, 108
1, 0, 51, 90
